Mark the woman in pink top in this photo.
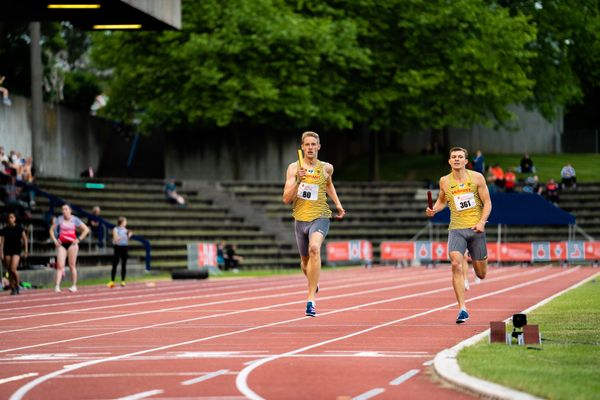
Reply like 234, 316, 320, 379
49, 204, 90, 293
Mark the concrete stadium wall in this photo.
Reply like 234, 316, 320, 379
400, 105, 563, 154
0, 95, 111, 178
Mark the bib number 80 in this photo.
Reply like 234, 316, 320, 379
301, 191, 312, 199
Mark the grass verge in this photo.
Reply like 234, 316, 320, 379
458, 275, 600, 400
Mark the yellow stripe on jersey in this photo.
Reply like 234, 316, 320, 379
445, 170, 483, 230
292, 160, 332, 222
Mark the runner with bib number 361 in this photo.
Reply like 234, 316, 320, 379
425, 147, 492, 324
282, 131, 345, 317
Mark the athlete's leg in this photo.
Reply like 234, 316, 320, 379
67, 244, 79, 288
450, 251, 466, 310
462, 252, 469, 290
472, 259, 487, 280
9, 254, 20, 291
306, 232, 325, 302
55, 246, 67, 288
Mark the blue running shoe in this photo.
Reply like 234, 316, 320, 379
305, 301, 316, 317
456, 309, 469, 324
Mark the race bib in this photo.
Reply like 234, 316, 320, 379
297, 182, 318, 201
453, 192, 476, 211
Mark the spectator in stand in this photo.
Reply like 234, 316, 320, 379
87, 206, 104, 249
472, 150, 485, 174
108, 216, 133, 288
22, 157, 34, 183
518, 153, 536, 174
560, 163, 577, 189
80, 166, 95, 178
489, 163, 505, 189
544, 178, 560, 204
504, 168, 517, 193
0, 75, 13, 106
224, 243, 243, 271
3, 173, 31, 220
217, 240, 226, 270
523, 175, 542, 194
0, 147, 9, 169
164, 178, 187, 206
0, 213, 28, 295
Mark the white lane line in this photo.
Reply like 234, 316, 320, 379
181, 369, 229, 386
389, 369, 419, 385
0, 273, 381, 322
116, 389, 163, 400
234, 267, 579, 400
9, 267, 548, 400
422, 359, 434, 366
1, 273, 448, 354
0, 270, 423, 332
0, 373, 38, 385
352, 388, 385, 400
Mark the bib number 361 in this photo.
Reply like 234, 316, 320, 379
454, 193, 476, 211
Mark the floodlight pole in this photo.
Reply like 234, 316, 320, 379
30, 22, 44, 175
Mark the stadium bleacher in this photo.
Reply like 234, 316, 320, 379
18, 178, 599, 274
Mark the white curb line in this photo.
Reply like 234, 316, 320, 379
433, 269, 600, 400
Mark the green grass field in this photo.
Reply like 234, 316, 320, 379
458, 275, 600, 400
336, 153, 600, 183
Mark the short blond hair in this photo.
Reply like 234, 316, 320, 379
301, 131, 320, 144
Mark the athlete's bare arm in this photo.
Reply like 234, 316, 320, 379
473, 172, 492, 232
282, 162, 300, 204
426, 177, 448, 217
325, 163, 345, 219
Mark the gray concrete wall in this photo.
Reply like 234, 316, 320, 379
0, 95, 111, 178
400, 105, 563, 154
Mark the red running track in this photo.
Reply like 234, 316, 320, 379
0, 265, 596, 400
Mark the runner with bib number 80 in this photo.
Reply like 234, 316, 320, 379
282, 131, 345, 317
425, 147, 492, 324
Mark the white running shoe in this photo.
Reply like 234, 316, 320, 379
68, 285, 78, 292
474, 276, 481, 284
54, 285, 61, 293
464, 279, 470, 291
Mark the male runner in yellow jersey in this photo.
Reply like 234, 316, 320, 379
426, 147, 492, 323
282, 131, 345, 317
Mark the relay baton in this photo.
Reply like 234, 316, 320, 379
427, 190, 433, 209
297, 149, 304, 168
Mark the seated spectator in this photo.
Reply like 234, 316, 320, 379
504, 168, 517, 193
224, 243, 243, 271
518, 153, 536, 174
544, 178, 560, 204
472, 150, 485, 174
560, 163, 576, 189
523, 175, 541, 194
22, 157, 34, 183
80, 166, 95, 178
489, 163, 505, 189
0, 75, 13, 106
87, 206, 104, 249
164, 178, 186, 206
217, 240, 226, 270
3, 173, 31, 220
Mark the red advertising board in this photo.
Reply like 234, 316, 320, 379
327, 240, 372, 263
197, 243, 217, 267
380, 241, 414, 261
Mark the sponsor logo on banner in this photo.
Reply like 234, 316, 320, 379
567, 241, 585, 261
197, 243, 217, 267
531, 242, 550, 262
585, 242, 600, 259
500, 243, 532, 262
349, 241, 362, 261
380, 242, 415, 260
326, 242, 350, 262
432, 242, 448, 260
415, 241, 432, 261
361, 241, 373, 261
551, 242, 567, 261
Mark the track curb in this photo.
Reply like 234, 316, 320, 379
433, 268, 600, 400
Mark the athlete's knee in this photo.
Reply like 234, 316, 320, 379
451, 259, 462, 273
473, 260, 487, 279
308, 243, 321, 257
